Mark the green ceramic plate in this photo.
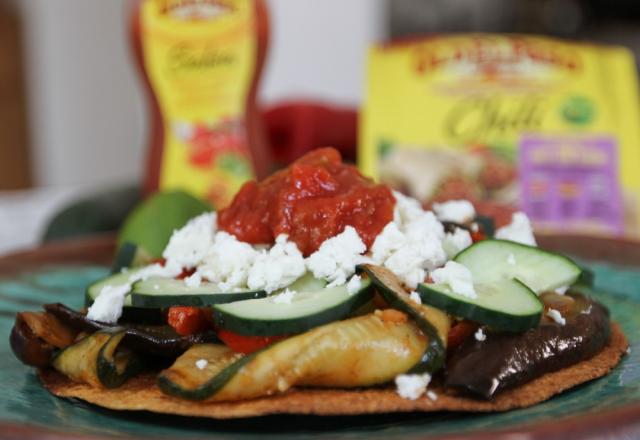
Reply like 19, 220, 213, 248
1, 237, 639, 439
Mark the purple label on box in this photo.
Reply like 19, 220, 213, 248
519, 135, 624, 234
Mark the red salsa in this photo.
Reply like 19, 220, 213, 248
217, 147, 395, 256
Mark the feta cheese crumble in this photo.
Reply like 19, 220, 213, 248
306, 226, 366, 287
547, 308, 566, 325
496, 212, 537, 246
442, 228, 473, 258
475, 327, 486, 341
87, 261, 183, 323
86, 284, 131, 323
184, 271, 202, 288
392, 190, 425, 224
195, 359, 208, 370
432, 200, 476, 224
554, 285, 569, 295
346, 274, 362, 295
198, 231, 259, 291
430, 261, 477, 299
248, 234, 306, 293
395, 373, 432, 400
426, 390, 438, 401
370, 192, 448, 289
409, 290, 422, 304
163, 212, 216, 268
272, 288, 296, 304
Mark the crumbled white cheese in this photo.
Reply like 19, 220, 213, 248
346, 274, 362, 295
430, 261, 477, 299
306, 226, 366, 287
507, 253, 516, 265
554, 285, 569, 295
272, 288, 296, 304
409, 291, 422, 305
392, 190, 426, 224
248, 234, 306, 293
87, 261, 183, 324
432, 200, 476, 224
442, 228, 473, 258
195, 359, 208, 370
547, 308, 566, 325
184, 271, 202, 288
395, 373, 432, 400
426, 390, 438, 401
496, 212, 537, 246
370, 222, 405, 264
370, 193, 448, 289
383, 216, 447, 288
162, 212, 216, 268
134, 261, 184, 282
86, 284, 131, 323
198, 231, 258, 291
475, 327, 486, 341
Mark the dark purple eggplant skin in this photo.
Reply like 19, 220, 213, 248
10, 316, 55, 367
445, 294, 611, 400
44, 303, 218, 357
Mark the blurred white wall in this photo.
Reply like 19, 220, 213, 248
18, 0, 145, 188
262, 0, 386, 105
16, 0, 386, 188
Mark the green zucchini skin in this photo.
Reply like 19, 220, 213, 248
158, 312, 429, 402
211, 279, 374, 336
96, 330, 144, 388
130, 278, 267, 308
157, 346, 256, 401
53, 328, 141, 388
358, 264, 447, 375
418, 280, 542, 332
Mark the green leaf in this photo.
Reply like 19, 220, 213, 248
117, 190, 212, 257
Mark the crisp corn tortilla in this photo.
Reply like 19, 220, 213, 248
38, 324, 628, 419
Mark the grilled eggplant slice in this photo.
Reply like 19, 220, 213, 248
44, 303, 217, 357
10, 312, 78, 367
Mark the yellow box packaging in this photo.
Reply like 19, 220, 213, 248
360, 34, 640, 236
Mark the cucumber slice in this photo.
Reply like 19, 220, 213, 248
111, 242, 153, 274
418, 279, 542, 332
130, 278, 267, 308
211, 276, 373, 336
85, 268, 143, 308
455, 239, 582, 293
358, 264, 449, 374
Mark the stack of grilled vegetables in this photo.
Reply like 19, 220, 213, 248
11, 232, 612, 402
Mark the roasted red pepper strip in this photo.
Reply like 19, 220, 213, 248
447, 320, 479, 354
216, 329, 287, 354
167, 307, 211, 336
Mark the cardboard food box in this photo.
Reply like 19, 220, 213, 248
360, 33, 640, 236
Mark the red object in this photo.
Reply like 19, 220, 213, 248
217, 329, 286, 354
264, 102, 357, 166
447, 320, 479, 354
167, 307, 211, 336
217, 147, 395, 256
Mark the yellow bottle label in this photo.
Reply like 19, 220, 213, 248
141, 0, 256, 209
